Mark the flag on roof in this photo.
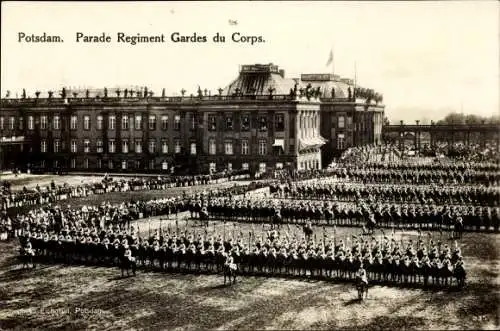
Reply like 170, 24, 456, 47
326, 49, 333, 66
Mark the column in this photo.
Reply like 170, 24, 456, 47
299, 111, 303, 138
315, 113, 319, 136
306, 111, 311, 138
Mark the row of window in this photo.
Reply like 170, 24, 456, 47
44, 159, 279, 173
0, 115, 183, 131
209, 162, 279, 173
44, 159, 170, 171
39, 139, 271, 155
207, 114, 285, 132
40, 139, 185, 154
0, 113, 286, 132
208, 139, 267, 155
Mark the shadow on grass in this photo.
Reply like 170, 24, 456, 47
343, 297, 362, 306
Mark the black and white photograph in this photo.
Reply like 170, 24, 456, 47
0, 1, 499, 330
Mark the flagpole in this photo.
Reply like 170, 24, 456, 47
354, 61, 357, 99
331, 45, 335, 76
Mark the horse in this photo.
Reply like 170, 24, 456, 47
454, 262, 466, 288
223, 256, 237, 285
303, 223, 313, 242
356, 276, 368, 300
366, 216, 377, 235
452, 218, 464, 240
199, 209, 210, 227
19, 247, 36, 269
272, 212, 282, 230
120, 255, 137, 277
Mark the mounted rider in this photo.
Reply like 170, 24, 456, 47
124, 244, 135, 262
23, 238, 35, 256
224, 252, 237, 271
356, 263, 368, 285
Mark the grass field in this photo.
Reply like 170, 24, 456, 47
1, 174, 105, 191
1, 174, 499, 330
5, 179, 250, 216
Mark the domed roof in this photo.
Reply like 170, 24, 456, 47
222, 65, 355, 100
222, 72, 296, 96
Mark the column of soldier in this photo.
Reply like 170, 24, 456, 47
0, 170, 250, 211
12, 185, 468, 288
18, 208, 466, 288
1, 181, 265, 241
204, 177, 499, 232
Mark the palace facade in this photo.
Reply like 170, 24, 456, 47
0, 63, 384, 174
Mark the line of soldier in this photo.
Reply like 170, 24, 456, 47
19, 223, 466, 288
342, 160, 500, 172
0, 170, 250, 211
340, 143, 499, 165
0, 183, 264, 240
270, 182, 499, 206
329, 166, 499, 185
203, 197, 500, 232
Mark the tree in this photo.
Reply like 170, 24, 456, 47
465, 114, 482, 124
181, 89, 186, 97
72, 92, 78, 98
60, 88, 67, 99
35, 91, 41, 99
116, 88, 121, 98
104, 87, 108, 98
162, 88, 166, 98
22, 89, 26, 99
48, 91, 53, 99
441, 112, 466, 125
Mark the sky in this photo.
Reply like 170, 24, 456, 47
1, 1, 499, 123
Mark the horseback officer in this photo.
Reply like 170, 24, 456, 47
356, 263, 368, 285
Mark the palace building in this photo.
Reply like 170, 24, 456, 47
0, 63, 384, 174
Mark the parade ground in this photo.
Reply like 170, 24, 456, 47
0, 175, 499, 330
